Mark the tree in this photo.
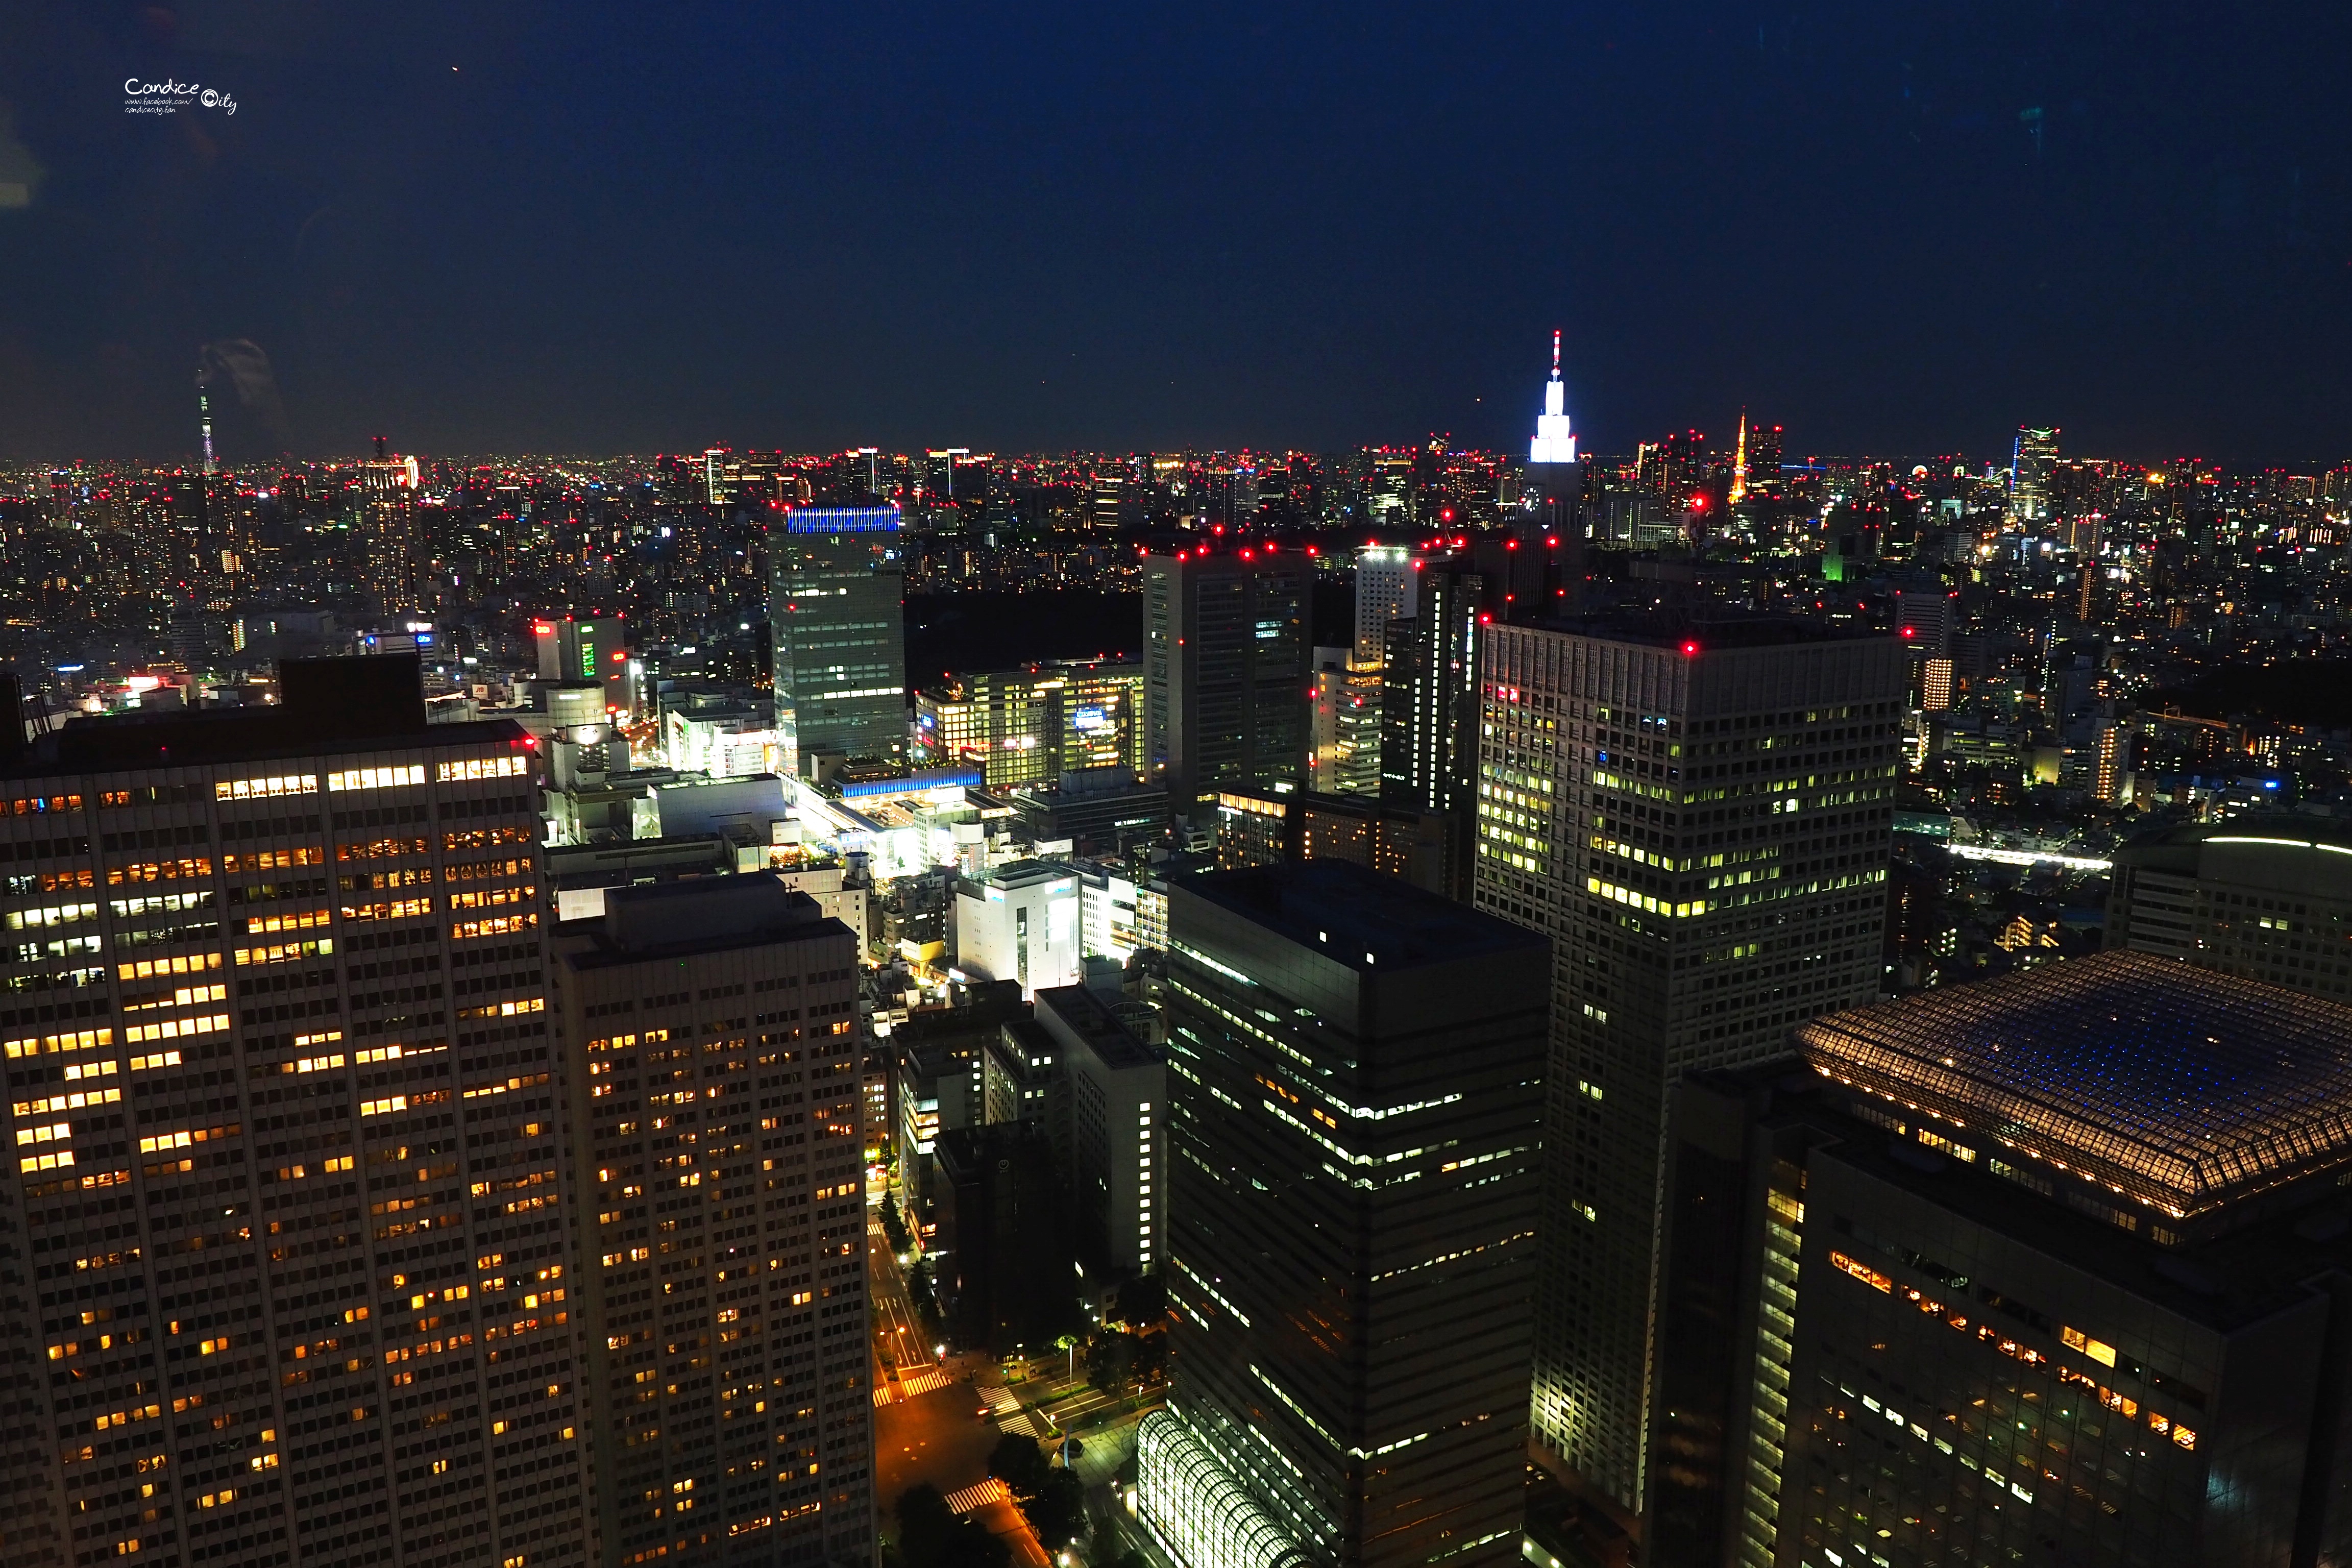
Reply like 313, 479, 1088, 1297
1085, 1333, 1134, 1393
987, 1434, 1050, 1496
1022, 1467, 1086, 1547
1111, 1273, 1165, 1328
898, 1483, 1010, 1568
880, 1192, 913, 1254
988, 1435, 1084, 1548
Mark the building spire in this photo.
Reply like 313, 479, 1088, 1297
1729, 409, 1749, 505
1530, 330, 1577, 465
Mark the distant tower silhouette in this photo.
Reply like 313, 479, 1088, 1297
198, 374, 216, 477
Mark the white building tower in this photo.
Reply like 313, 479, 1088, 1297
1529, 329, 1578, 464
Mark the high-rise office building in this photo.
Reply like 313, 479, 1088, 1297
914, 662, 1144, 789
1032, 985, 1164, 1277
1142, 549, 1314, 808
536, 615, 633, 718
1308, 648, 1382, 799
2107, 820, 2352, 1001
549, 876, 872, 1568
769, 504, 908, 780
1653, 953, 2352, 1566
2008, 426, 2060, 525
354, 447, 423, 613
1378, 556, 1482, 818
1144, 861, 1549, 1568
0, 656, 589, 1568
1353, 547, 1418, 666
1474, 615, 1904, 1532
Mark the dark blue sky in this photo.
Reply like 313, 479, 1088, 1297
3, 2, 2348, 464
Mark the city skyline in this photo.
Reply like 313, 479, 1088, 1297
5, 6, 2351, 462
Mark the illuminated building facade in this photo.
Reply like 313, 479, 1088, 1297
2107, 821, 2352, 1002
1142, 550, 1314, 807
1377, 557, 1481, 818
1151, 862, 1547, 1568
0, 656, 587, 1568
2008, 426, 2060, 524
1528, 330, 1579, 466
1352, 547, 1418, 666
550, 876, 872, 1568
769, 504, 908, 779
1652, 955, 2352, 1565
1308, 649, 1381, 799
914, 662, 1143, 790
1473, 616, 1904, 1528
354, 448, 423, 613
951, 861, 1082, 999
536, 614, 633, 718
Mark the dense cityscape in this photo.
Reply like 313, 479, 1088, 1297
5, 328, 2352, 1568
20, 0, 2352, 1557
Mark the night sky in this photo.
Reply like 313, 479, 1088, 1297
4, 2, 2349, 464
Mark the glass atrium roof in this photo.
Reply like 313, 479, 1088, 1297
1797, 952, 2352, 1218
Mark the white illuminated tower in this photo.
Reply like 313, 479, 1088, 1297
1529, 329, 1578, 464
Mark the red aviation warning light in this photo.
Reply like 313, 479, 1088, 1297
1680, 640, 1701, 656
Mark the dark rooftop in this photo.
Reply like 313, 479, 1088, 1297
1174, 859, 1544, 973
1797, 950, 2352, 1220
1526, 610, 1894, 652
1, 654, 508, 776
560, 875, 845, 969
1035, 984, 1158, 1070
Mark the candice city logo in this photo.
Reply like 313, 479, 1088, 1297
123, 78, 237, 116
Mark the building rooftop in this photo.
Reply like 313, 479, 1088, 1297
1526, 610, 1893, 652
1175, 859, 1544, 974
0, 654, 531, 776
2116, 815, 2352, 860
1034, 984, 1158, 1070
560, 875, 844, 968
1713, 1063, 2352, 1337
1797, 950, 2352, 1220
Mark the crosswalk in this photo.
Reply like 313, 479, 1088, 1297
898, 1367, 951, 1398
996, 1410, 1048, 1439
980, 1385, 1023, 1415
942, 1478, 1009, 1514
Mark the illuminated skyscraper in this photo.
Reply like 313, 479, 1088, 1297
1353, 547, 1419, 667
1474, 615, 1904, 1533
2008, 426, 2060, 524
769, 503, 908, 780
1144, 861, 1548, 1568
550, 876, 873, 1567
1142, 549, 1313, 807
354, 439, 423, 612
1528, 330, 1579, 467
1745, 421, 1783, 498
1378, 557, 1481, 819
0, 656, 587, 1568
